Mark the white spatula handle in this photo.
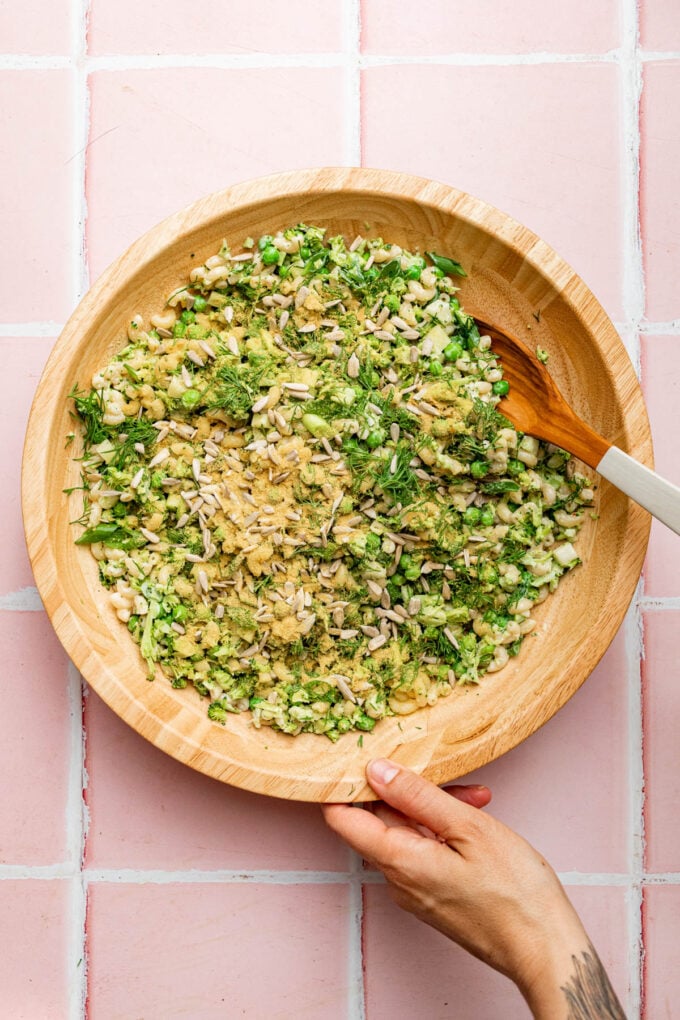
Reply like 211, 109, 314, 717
597, 446, 680, 536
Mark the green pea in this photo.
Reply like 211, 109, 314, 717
464, 506, 481, 525
470, 460, 488, 479
278, 264, 289, 279
180, 309, 195, 324
480, 506, 495, 526
492, 379, 510, 396
384, 294, 400, 313
300, 245, 311, 258
507, 458, 524, 476
181, 388, 201, 409
172, 321, 187, 337
261, 245, 279, 265
172, 604, 188, 623
428, 360, 443, 377
192, 295, 207, 313
444, 341, 463, 361
365, 266, 379, 281
405, 265, 422, 280
366, 430, 385, 449
403, 565, 421, 581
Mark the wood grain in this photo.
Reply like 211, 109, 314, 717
473, 318, 612, 468
21, 168, 652, 801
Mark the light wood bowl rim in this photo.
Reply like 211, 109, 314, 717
22, 167, 652, 801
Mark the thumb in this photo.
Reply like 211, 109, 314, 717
366, 759, 483, 845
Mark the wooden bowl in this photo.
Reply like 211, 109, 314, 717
22, 168, 652, 801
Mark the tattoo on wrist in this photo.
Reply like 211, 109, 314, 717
561, 942, 626, 1019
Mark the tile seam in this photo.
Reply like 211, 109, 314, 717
1, 51, 679, 73
348, 852, 367, 1020
68, 3, 90, 1017
0, 322, 64, 336
343, 0, 361, 165
620, 0, 645, 1012
2, 865, 680, 884
619, 0, 648, 1011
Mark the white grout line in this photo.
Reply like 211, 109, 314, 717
343, 0, 362, 166
639, 596, 680, 611
72, 1, 90, 306
620, 0, 645, 1012
638, 320, 680, 335
2, 863, 679, 885
84, 869, 353, 884
0, 322, 63, 337
0, 587, 44, 611
65, 662, 88, 1020
625, 593, 645, 1018
1, 49, 679, 73
67, 5, 90, 1018
347, 851, 367, 1020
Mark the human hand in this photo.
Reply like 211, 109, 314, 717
322, 760, 625, 1019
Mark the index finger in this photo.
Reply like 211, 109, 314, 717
366, 759, 484, 847
321, 803, 391, 863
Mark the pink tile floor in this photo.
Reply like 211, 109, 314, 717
5, 3, 680, 1017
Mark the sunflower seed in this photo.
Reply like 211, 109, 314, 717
347, 353, 360, 378
332, 675, 356, 702
444, 628, 460, 649
360, 625, 380, 638
148, 448, 170, 469
367, 634, 387, 652
299, 614, 316, 635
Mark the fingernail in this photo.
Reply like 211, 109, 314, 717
368, 758, 399, 785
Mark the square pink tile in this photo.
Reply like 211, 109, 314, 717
0, 880, 70, 1017
455, 627, 630, 873
642, 611, 680, 873
641, 336, 680, 597
640, 1, 680, 52
86, 68, 346, 280
640, 62, 680, 322
361, 0, 619, 55
643, 885, 680, 1017
363, 884, 629, 1019
84, 691, 350, 872
362, 63, 623, 319
0, 71, 75, 322
89, 0, 343, 55
0, 612, 71, 865
1, 337, 55, 596
88, 882, 349, 1018
0, 3, 72, 54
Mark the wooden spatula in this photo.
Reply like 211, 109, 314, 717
474, 318, 680, 536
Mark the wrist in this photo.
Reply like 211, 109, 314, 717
513, 914, 592, 1017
